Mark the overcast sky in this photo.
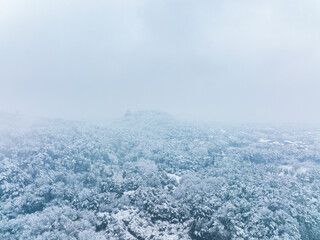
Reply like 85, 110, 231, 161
0, 0, 320, 124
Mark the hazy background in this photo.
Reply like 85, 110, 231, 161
0, 0, 319, 124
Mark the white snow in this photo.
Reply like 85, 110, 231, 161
123, 190, 135, 196
279, 165, 293, 171
296, 167, 309, 174
167, 173, 181, 184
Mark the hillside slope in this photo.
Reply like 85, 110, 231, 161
1, 112, 320, 239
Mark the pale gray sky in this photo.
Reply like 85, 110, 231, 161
0, 0, 320, 124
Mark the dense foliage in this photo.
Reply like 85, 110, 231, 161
1, 111, 320, 239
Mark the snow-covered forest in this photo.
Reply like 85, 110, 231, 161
1, 111, 320, 240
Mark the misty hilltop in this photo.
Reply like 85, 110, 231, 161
1, 111, 320, 240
